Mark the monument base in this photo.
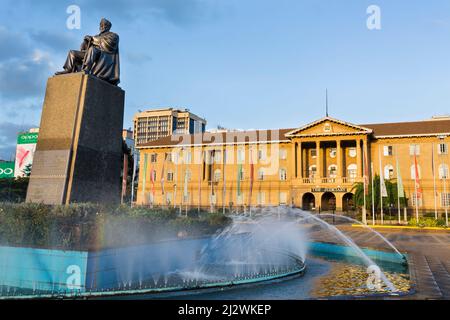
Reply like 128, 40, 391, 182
26, 73, 125, 205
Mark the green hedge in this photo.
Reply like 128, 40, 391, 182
0, 203, 232, 250
408, 217, 448, 228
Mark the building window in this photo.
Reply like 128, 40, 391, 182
258, 168, 265, 181
279, 168, 287, 181
347, 164, 357, 179
257, 192, 266, 205
324, 123, 332, 132
311, 149, 317, 158
184, 170, 192, 182
184, 151, 192, 164
214, 169, 222, 182
279, 192, 287, 205
439, 164, 449, 180
165, 152, 172, 163
166, 192, 173, 205
411, 193, 423, 207
210, 193, 216, 205
438, 143, 448, 155
329, 148, 337, 158
384, 165, 395, 180
348, 148, 356, 158
214, 150, 222, 163
279, 148, 287, 160
328, 165, 337, 178
441, 193, 450, 207
383, 146, 393, 156
167, 171, 174, 182
151, 153, 157, 163
309, 165, 317, 178
151, 170, 157, 181
258, 148, 266, 161
410, 165, 421, 179
237, 148, 245, 164
409, 144, 420, 156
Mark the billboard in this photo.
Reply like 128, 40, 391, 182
14, 132, 39, 177
0, 161, 15, 179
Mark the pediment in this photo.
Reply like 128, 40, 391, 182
285, 117, 373, 137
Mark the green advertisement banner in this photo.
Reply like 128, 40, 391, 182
0, 162, 15, 179
17, 132, 39, 145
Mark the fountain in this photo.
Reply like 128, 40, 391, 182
0, 207, 411, 300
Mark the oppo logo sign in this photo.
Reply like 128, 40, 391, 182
0, 168, 13, 175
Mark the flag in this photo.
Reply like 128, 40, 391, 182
380, 173, 388, 197
142, 154, 148, 202
184, 169, 189, 202
363, 146, 369, 195
130, 150, 138, 203
161, 153, 167, 195
150, 165, 155, 203
121, 154, 128, 204
248, 150, 254, 207
237, 164, 243, 197
396, 156, 404, 197
414, 149, 422, 198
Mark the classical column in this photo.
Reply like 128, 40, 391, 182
291, 142, 297, 179
298, 142, 303, 179
356, 139, 362, 177
363, 138, 368, 177
336, 140, 342, 178
316, 142, 321, 179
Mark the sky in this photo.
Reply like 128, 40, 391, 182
1, 0, 450, 160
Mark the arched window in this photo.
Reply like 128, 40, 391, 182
214, 169, 221, 182
439, 164, 449, 180
328, 165, 338, 178
279, 168, 287, 181
347, 164, 357, 179
185, 169, 192, 181
309, 165, 317, 178
410, 165, 421, 179
348, 148, 357, 158
258, 168, 264, 181
384, 164, 394, 180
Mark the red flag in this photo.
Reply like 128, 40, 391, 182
414, 152, 422, 198
121, 154, 128, 204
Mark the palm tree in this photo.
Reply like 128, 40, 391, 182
352, 175, 407, 220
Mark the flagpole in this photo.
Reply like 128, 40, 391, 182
222, 148, 226, 215
432, 143, 438, 220
174, 151, 178, 210
371, 162, 375, 225
142, 154, 148, 205
444, 174, 449, 227
414, 145, 419, 223
378, 146, 384, 225
130, 150, 138, 206
198, 149, 202, 214
395, 146, 401, 224
362, 145, 367, 225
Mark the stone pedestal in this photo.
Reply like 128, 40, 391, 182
26, 73, 125, 205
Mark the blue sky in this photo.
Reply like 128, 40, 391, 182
1, 0, 450, 159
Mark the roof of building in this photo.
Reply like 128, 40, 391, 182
362, 119, 450, 137
139, 118, 450, 148
139, 128, 294, 148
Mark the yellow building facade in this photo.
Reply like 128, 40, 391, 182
136, 117, 450, 215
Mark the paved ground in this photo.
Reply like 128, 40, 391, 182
335, 227, 450, 299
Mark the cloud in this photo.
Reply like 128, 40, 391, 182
0, 50, 53, 100
0, 121, 36, 160
29, 30, 78, 53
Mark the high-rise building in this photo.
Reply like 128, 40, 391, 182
133, 108, 206, 148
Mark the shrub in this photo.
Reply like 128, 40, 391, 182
408, 217, 447, 228
0, 203, 231, 250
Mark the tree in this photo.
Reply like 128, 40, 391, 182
351, 175, 408, 214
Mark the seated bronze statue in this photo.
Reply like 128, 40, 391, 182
55, 18, 120, 85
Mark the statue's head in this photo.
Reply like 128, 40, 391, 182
100, 18, 112, 33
